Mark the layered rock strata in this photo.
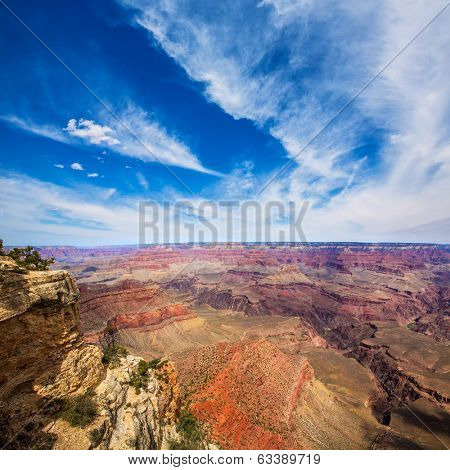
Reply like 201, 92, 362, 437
0, 256, 181, 449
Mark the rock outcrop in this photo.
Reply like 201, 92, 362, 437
0, 256, 181, 449
48, 355, 180, 450
0, 256, 103, 403
173, 339, 395, 449
174, 340, 314, 449
114, 304, 196, 331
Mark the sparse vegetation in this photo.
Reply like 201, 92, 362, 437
129, 360, 152, 394
102, 344, 128, 368
128, 358, 167, 394
406, 322, 416, 330
0, 239, 55, 270
88, 427, 104, 448
148, 358, 162, 369
168, 409, 205, 450
100, 321, 128, 368
59, 391, 98, 428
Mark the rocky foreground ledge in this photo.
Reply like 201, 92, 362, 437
0, 256, 183, 449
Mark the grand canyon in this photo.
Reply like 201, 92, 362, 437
1, 243, 448, 449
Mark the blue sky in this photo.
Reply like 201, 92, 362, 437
0, 0, 449, 245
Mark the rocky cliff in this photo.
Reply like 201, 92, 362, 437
0, 256, 180, 449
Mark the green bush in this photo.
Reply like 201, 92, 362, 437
138, 359, 151, 375
148, 358, 161, 369
59, 391, 98, 428
102, 344, 128, 368
0, 240, 55, 271
88, 427, 104, 448
168, 409, 204, 450
129, 360, 151, 394
128, 358, 166, 394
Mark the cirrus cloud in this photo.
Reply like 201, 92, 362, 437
118, 0, 450, 242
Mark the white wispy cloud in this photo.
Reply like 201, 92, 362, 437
54, 163, 64, 169
87, 172, 99, 178
118, 0, 381, 201
0, 173, 136, 245
70, 162, 84, 171
118, 0, 450, 242
2, 108, 220, 176
214, 160, 257, 198
1, 1, 447, 244
0, 115, 68, 143
103, 104, 222, 176
297, 0, 450, 242
0, 173, 287, 245
0, 170, 447, 246
136, 171, 149, 190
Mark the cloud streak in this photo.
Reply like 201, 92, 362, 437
104, 104, 222, 176
118, 0, 450, 242
136, 171, 149, 190
119, 0, 380, 199
1, 105, 220, 176
0, 173, 138, 246
1, 1, 448, 244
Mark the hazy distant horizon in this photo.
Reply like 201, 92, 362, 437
3, 241, 448, 250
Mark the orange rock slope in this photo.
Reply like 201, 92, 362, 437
175, 340, 314, 449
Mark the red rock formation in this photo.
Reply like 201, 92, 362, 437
114, 304, 196, 330
78, 280, 167, 333
175, 340, 314, 449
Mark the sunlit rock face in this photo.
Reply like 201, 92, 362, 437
0, 256, 102, 401
0, 256, 182, 450
35, 244, 450, 449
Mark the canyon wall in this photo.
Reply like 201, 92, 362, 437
34, 244, 450, 449
0, 256, 181, 450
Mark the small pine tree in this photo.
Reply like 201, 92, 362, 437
0, 240, 55, 270
100, 321, 128, 368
